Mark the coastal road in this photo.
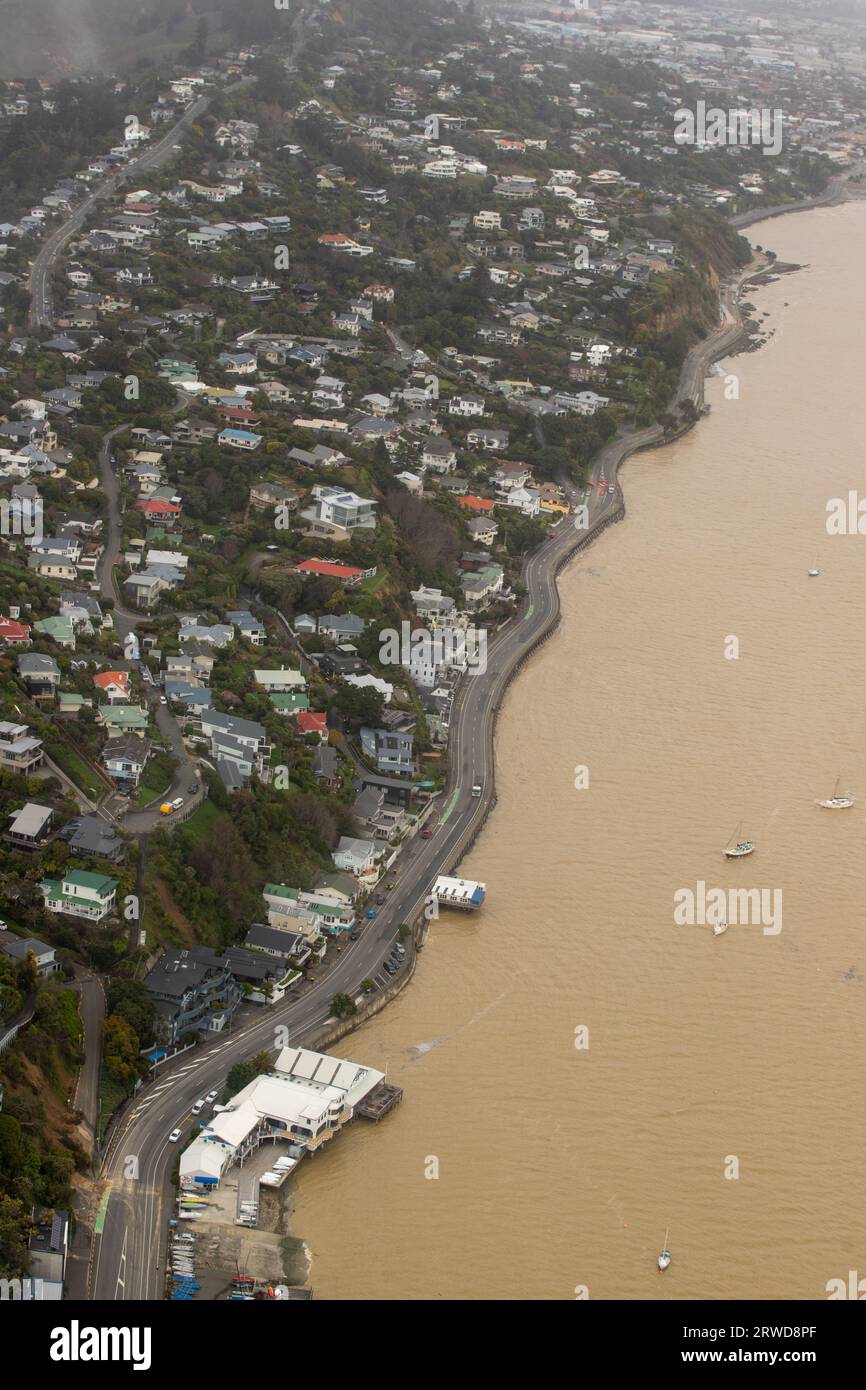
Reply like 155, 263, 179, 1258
87, 250, 761, 1302
87, 472, 620, 1304
85, 168, 781, 1303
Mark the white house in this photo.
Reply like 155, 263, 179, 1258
448, 395, 486, 417
41, 869, 118, 921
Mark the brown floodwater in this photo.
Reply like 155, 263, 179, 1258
292, 203, 866, 1300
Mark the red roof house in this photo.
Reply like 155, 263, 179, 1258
93, 670, 130, 703
136, 498, 181, 523
297, 711, 328, 739
458, 494, 495, 513
0, 617, 31, 644
293, 558, 371, 586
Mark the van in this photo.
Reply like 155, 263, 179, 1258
471, 784, 482, 797
171, 797, 184, 810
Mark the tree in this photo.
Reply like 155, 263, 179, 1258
334, 682, 384, 727
0, 1192, 29, 1278
102, 1015, 141, 1089
330, 992, 357, 1019
225, 1050, 271, 1096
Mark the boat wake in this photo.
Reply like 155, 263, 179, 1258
408, 990, 512, 1061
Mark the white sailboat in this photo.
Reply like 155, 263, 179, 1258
713, 921, 728, 937
657, 1229, 672, 1272
815, 777, 855, 810
724, 822, 755, 859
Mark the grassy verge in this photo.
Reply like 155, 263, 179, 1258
97, 1070, 130, 1143
179, 800, 220, 845
48, 744, 104, 798
133, 751, 177, 807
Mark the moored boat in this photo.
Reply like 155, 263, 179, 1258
724, 822, 755, 859
815, 777, 854, 810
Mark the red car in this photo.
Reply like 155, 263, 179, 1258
421, 828, 434, 839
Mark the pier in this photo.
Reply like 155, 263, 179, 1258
356, 1081, 403, 1121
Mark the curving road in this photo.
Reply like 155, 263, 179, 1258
86, 248, 767, 1301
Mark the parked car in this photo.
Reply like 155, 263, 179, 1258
349, 930, 361, 942
366, 909, 377, 920
168, 1128, 182, 1143
384, 962, 397, 976
393, 944, 406, 958
421, 827, 434, 839
191, 1099, 205, 1116
375, 894, 386, 905
205, 1090, 219, 1104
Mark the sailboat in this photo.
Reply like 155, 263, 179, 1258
657, 1229, 672, 1272
815, 777, 855, 810
724, 823, 755, 859
713, 921, 728, 937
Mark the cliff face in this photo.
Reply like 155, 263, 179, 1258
634, 209, 750, 349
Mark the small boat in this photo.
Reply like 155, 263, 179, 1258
724, 822, 755, 859
713, 922, 728, 937
815, 777, 855, 810
808, 569, 820, 577
658, 1228, 672, 1272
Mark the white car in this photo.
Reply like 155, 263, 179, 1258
168, 1128, 182, 1143
191, 1099, 205, 1116
159, 695, 167, 705
205, 1089, 219, 1104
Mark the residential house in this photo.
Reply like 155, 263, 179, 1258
65, 814, 125, 862
448, 394, 486, 417
360, 726, 415, 778
93, 670, 130, 704
225, 609, 266, 645
462, 563, 505, 607
143, 947, 241, 1045
332, 835, 380, 880
17, 654, 60, 699
41, 869, 118, 921
102, 735, 151, 789
6, 803, 54, 849
218, 428, 262, 451
299, 486, 377, 541
420, 439, 458, 474
0, 721, 44, 773
0, 937, 59, 976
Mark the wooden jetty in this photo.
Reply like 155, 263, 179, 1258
356, 1081, 403, 1121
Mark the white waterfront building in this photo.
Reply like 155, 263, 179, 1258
179, 1046, 385, 1188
